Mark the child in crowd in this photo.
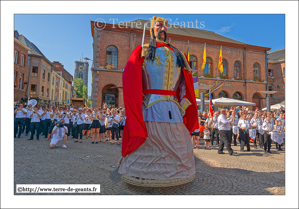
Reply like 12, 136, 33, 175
203, 123, 211, 149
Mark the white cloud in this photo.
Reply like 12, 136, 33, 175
218, 24, 235, 34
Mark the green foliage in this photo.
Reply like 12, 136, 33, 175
83, 85, 88, 101
204, 74, 213, 78
87, 99, 91, 108
74, 78, 83, 98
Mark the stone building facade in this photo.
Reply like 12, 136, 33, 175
14, 31, 30, 104
90, 19, 273, 109
267, 49, 285, 105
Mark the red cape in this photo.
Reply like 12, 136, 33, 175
122, 42, 199, 157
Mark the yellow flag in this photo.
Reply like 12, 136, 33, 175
201, 43, 206, 70
218, 46, 223, 74
91, 71, 93, 85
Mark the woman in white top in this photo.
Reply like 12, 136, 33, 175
90, 108, 101, 144
191, 116, 200, 149
83, 109, 92, 140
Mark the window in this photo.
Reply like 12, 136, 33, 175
204, 57, 212, 76
65, 83, 68, 89
47, 88, 49, 97
19, 73, 23, 89
21, 55, 25, 67
56, 78, 59, 88
268, 69, 273, 77
60, 81, 63, 89
234, 61, 241, 78
253, 63, 260, 79
268, 84, 273, 97
42, 69, 45, 80
32, 66, 38, 77
56, 92, 58, 101
41, 86, 44, 96
106, 46, 118, 68
48, 72, 50, 82
218, 91, 228, 98
14, 71, 17, 87
65, 92, 67, 101
233, 92, 242, 100
30, 84, 37, 94
220, 59, 228, 77
189, 55, 197, 73
60, 93, 61, 102
78, 72, 83, 79
14, 51, 18, 64
52, 76, 54, 85
51, 89, 54, 100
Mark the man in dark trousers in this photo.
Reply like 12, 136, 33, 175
211, 111, 220, 146
217, 109, 237, 156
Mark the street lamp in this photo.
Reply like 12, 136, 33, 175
258, 90, 277, 112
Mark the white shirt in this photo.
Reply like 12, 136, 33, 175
217, 114, 231, 131
15, 108, 27, 118
52, 112, 60, 121
76, 113, 85, 125
40, 110, 47, 120
51, 126, 67, 141
45, 110, 53, 119
277, 117, 285, 127
99, 114, 106, 126
26, 109, 33, 118
238, 118, 251, 131
108, 115, 120, 127
262, 121, 273, 132
31, 112, 41, 122
85, 113, 92, 124
120, 115, 126, 126
92, 111, 99, 120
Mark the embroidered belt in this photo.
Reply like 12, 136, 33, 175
143, 89, 176, 96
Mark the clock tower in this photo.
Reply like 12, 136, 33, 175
74, 60, 89, 91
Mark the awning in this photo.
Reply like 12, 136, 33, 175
211, 97, 256, 107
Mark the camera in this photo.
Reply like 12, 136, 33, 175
56, 121, 64, 127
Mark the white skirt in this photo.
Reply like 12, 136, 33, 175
118, 121, 196, 180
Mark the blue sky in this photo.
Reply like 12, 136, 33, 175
14, 14, 285, 95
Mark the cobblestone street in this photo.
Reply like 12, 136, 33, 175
14, 134, 285, 195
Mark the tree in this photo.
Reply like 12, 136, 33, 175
73, 78, 83, 98
83, 85, 88, 101
87, 99, 91, 107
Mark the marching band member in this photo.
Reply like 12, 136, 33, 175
14, 103, 27, 138
44, 106, 53, 138
258, 114, 265, 148
105, 109, 112, 141
238, 114, 251, 152
71, 109, 78, 138
99, 110, 107, 143
75, 109, 85, 143
25, 104, 33, 136
230, 110, 239, 146
108, 109, 120, 145
262, 116, 274, 154
217, 109, 236, 155
273, 120, 283, 151
28, 107, 41, 140
46, 108, 59, 141
250, 112, 259, 149
211, 111, 220, 146
85, 109, 92, 139
90, 108, 101, 144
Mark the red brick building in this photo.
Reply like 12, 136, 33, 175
90, 19, 272, 109
267, 48, 285, 105
14, 30, 30, 104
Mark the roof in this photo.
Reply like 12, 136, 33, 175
18, 35, 53, 66
267, 48, 285, 63
125, 19, 245, 45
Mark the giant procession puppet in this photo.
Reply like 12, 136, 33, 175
118, 16, 199, 187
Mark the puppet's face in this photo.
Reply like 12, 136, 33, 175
154, 21, 167, 41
